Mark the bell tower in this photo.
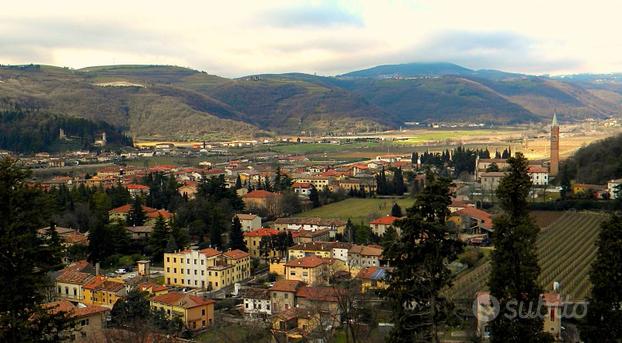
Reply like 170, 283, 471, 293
550, 113, 559, 176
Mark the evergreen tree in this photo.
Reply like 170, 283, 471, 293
345, 219, 355, 243
381, 226, 398, 246
0, 158, 73, 341
127, 197, 146, 226
171, 222, 189, 250
229, 216, 247, 251
273, 166, 282, 191
149, 215, 169, 262
235, 174, 242, 189
209, 224, 222, 249
392, 168, 406, 195
88, 222, 111, 263
559, 164, 571, 200
391, 203, 403, 217
580, 214, 622, 342
488, 153, 552, 342
309, 185, 321, 208
383, 173, 463, 342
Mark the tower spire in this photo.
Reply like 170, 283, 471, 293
552, 112, 558, 127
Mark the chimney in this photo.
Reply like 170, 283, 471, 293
95, 262, 100, 276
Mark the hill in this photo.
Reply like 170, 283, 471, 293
0, 63, 620, 140
562, 133, 622, 184
447, 211, 607, 301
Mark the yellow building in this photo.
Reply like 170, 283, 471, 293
150, 292, 215, 331
164, 248, 251, 291
243, 227, 280, 259
55, 271, 95, 302
356, 266, 388, 294
284, 255, 332, 286
137, 282, 169, 297
82, 276, 127, 308
288, 242, 334, 260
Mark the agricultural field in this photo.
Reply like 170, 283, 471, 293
446, 211, 607, 302
299, 198, 415, 225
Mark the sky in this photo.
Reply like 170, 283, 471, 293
1, 0, 622, 77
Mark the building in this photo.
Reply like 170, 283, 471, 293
528, 166, 550, 186
291, 182, 313, 197
348, 245, 383, 270
356, 266, 388, 293
235, 213, 262, 232
295, 286, 342, 328
108, 204, 172, 225
55, 271, 95, 302
449, 207, 493, 235
550, 113, 560, 176
38, 226, 89, 247
474, 157, 510, 180
273, 217, 346, 238
125, 184, 150, 198
271, 308, 321, 342
291, 175, 332, 190
288, 241, 352, 263
43, 300, 110, 342
136, 282, 169, 297
369, 215, 401, 236
479, 172, 507, 193
242, 190, 283, 213
284, 255, 332, 286
293, 228, 331, 244
82, 276, 127, 308
241, 287, 272, 317
243, 227, 280, 259
163, 248, 251, 291
150, 292, 215, 330
269, 280, 306, 313
608, 178, 622, 199
126, 225, 153, 240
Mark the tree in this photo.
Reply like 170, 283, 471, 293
309, 185, 321, 208
0, 158, 73, 342
149, 215, 169, 262
345, 219, 355, 243
88, 222, 111, 263
580, 214, 622, 342
392, 168, 406, 196
488, 153, 552, 342
486, 162, 500, 172
229, 216, 247, 251
127, 197, 146, 227
391, 203, 403, 218
383, 173, 463, 342
235, 174, 242, 190
559, 163, 571, 200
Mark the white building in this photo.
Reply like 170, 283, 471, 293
528, 166, 550, 186
608, 178, 622, 199
242, 288, 271, 316
235, 213, 262, 232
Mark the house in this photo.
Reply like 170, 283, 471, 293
475, 157, 509, 180
273, 217, 346, 238
284, 255, 332, 286
126, 184, 150, 198
293, 228, 331, 244
271, 308, 321, 342
43, 300, 110, 342
108, 204, 172, 225
479, 171, 507, 193
126, 225, 153, 240
295, 286, 342, 328
163, 248, 251, 291
528, 166, 550, 186
82, 276, 127, 308
243, 227, 280, 259
242, 190, 283, 213
288, 242, 334, 260
291, 182, 313, 197
150, 292, 215, 330
333, 176, 377, 194
572, 183, 608, 198
348, 245, 383, 270
38, 226, 89, 247
241, 287, 272, 317
369, 215, 401, 236
270, 280, 305, 313
136, 282, 168, 297
449, 207, 493, 235
56, 271, 95, 302
235, 213, 262, 232
291, 175, 332, 190
608, 178, 622, 199
356, 266, 388, 294
178, 182, 198, 199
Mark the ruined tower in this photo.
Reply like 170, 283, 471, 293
550, 113, 559, 176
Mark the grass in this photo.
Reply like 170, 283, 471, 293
299, 198, 415, 224
395, 129, 519, 144
269, 141, 381, 155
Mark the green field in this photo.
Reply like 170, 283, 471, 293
447, 211, 607, 301
395, 129, 518, 144
299, 198, 415, 224
268, 141, 382, 155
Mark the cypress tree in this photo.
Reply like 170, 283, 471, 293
309, 185, 320, 208
488, 153, 552, 342
127, 197, 146, 226
580, 214, 622, 342
229, 216, 247, 251
235, 174, 242, 189
391, 203, 403, 217
149, 215, 169, 262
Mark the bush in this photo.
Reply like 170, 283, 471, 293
459, 248, 484, 268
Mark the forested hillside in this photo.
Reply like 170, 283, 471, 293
562, 133, 622, 184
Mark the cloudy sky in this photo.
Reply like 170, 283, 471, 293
1, 0, 621, 77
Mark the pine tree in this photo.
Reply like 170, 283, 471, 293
345, 219, 355, 243
88, 222, 111, 263
488, 153, 552, 342
149, 215, 169, 262
43, 222, 64, 271
229, 216, 247, 251
580, 214, 622, 342
127, 197, 146, 226
559, 164, 571, 200
171, 222, 189, 250
309, 185, 321, 208
0, 158, 73, 341
383, 173, 463, 342
235, 174, 242, 189
391, 203, 403, 217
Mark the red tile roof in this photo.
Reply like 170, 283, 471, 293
151, 292, 215, 309
199, 248, 221, 257
285, 255, 328, 268
147, 209, 173, 219
243, 228, 278, 237
454, 207, 493, 229
126, 184, 149, 190
56, 271, 95, 285
356, 266, 387, 281
43, 300, 110, 318
369, 215, 400, 225
296, 286, 342, 302
110, 204, 157, 214
528, 166, 549, 174
291, 182, 312, 188
137, 282, 168, 293
270, 280, 306, 293
243, 190, 277, 199
224, 249, 250, 260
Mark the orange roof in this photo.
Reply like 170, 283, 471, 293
83, 276, 125, 292
291, 182, 312, 188
57, 271, 95, 285
356, 266, 387, 280
199, 248, 221, 257
137, 282, 168, 293
224, 249, 250, 259
370, 215, 400, 225
528, 166, 549, 174
270, 280, 306, 293
243, 228, 278, 237
243, 190, 276, 199
285, 255, 328, 268
151, 292, 215, 309
126, 184, 150, 190
350, 244, 383, 257
454, 207, 493, 228
43, 300, 109, 318
147, 209, 173, 219
296, 286, 341, 302
110, 204, 157, 214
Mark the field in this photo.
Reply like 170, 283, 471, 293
447, 211, 607, 302
299, 198, 415, 224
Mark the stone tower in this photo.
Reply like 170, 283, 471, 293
550, 113, 559, 176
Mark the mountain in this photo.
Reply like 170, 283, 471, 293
0, 63, 620, 140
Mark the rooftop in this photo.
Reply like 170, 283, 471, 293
243, 228, 279, 237
285, 255, 328, 268
151, 292, 215, 309
270, 280, 306, 293
369, 215, 401, 225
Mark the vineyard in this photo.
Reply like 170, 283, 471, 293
447, 211, 607, 302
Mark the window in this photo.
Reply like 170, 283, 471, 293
187, 259, 190, 264
245, 303, 249, 308
65, 286, 69, 295
201, 281, 205, 288
57, 286, 61, 294
181, 279, 184, 284
173, 268, 177, 273
174, 278, 177, 283
173, 258, 176, 263
74, 289, 77, 296
284, 293, 288, 299
194, 280, 197, 286
272, 293, 276, 298
181, 269, 184, 274
215, 282, 218, 287
202, 309, 206, 315
187, 269, 190, 274
166, 267, 170, 272
201, 271, 204, 276
167, 278, 170, 284
194, 259, 197, 265
166, 257, 170, 262
201, 260, 204, 265
202, 320, 206, 327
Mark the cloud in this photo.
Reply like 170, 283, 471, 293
259, 4, 363, 28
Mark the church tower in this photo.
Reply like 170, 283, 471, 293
550, 113, 559, 176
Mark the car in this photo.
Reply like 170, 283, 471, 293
115, 268, 126, 274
